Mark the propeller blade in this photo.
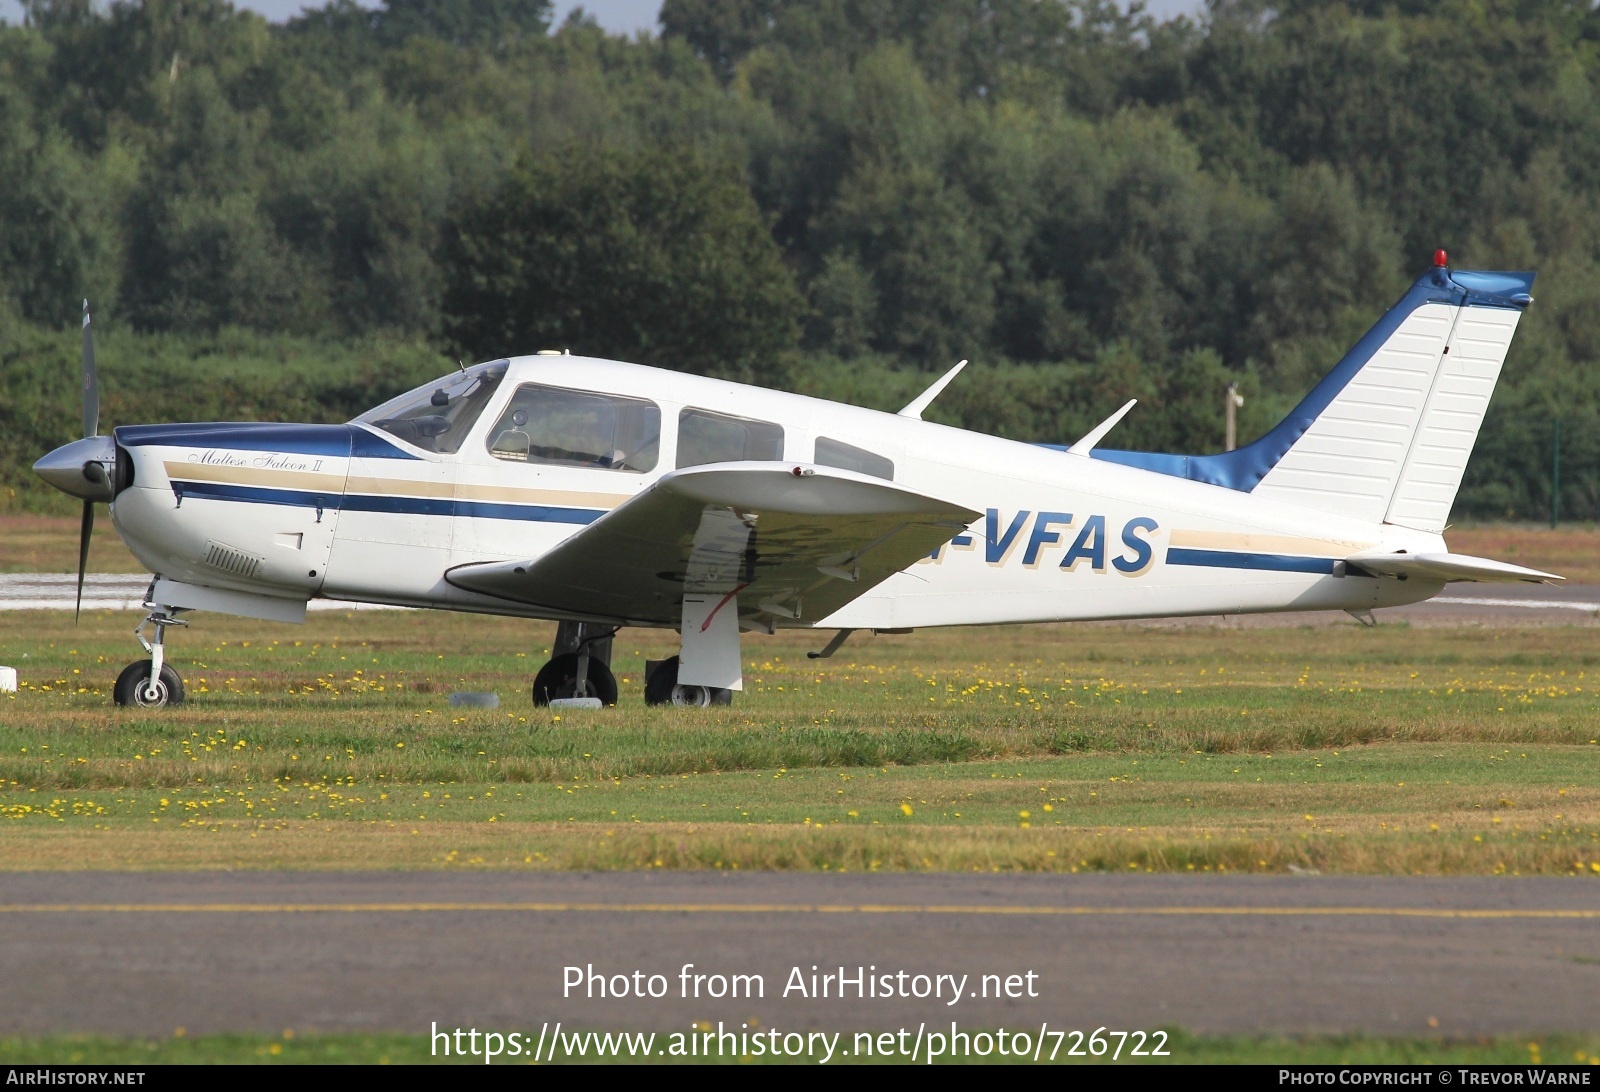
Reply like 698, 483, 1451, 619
81, 299, 99, 439
76, 499, 93, 623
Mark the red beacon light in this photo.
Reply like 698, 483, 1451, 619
1432, 248, 1449, 268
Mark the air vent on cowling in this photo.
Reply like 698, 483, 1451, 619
202, 541, 262, 578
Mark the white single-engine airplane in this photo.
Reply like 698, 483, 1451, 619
34, 252, 1558, 709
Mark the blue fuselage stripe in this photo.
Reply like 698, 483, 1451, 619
343, 494, 601, 525
1166, 548, 1337, 575
177, 482, 329, 510
172, 480, 602, 526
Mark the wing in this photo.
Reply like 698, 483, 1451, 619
444, 462, 979, 626
1345, 549, 1563, 584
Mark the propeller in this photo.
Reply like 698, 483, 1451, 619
82, 299, 99, 440
76, 497, 93, 622
31, 300, 120, 621
74, 300, 100, 621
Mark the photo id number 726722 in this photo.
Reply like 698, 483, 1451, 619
1062, 1028, 1170, 1059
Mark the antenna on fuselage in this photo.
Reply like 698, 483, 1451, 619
897, 359, 968, 420
1067, 399, 1138, 456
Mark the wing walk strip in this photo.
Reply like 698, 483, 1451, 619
1, 903, 1596, 919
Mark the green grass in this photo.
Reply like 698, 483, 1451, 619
4, 609, 1600, 1065
1, 609, 1597, 873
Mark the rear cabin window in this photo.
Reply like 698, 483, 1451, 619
486, 384, 660, 472
814, 437, 894, 480
676, 408, 784, 468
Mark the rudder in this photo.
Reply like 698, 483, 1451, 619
1381, 299, 1521, 531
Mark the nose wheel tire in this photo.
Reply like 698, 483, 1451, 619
113, 661, 185, 708
531, 652, 618, 707
644, 656, 733, 707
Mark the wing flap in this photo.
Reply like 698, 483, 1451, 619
1346, 550, 1563, 584
445, 463, 978, 625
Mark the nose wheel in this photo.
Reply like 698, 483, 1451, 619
113, 661, 185, 707
113, 605, 188, 708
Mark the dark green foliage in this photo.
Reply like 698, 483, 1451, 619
0, 320, 452, 511
377, 0, 552, 48
441, 148, 802, 381
4, 0, 1600, 516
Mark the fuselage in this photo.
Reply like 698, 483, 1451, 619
107, 354, 1445, 630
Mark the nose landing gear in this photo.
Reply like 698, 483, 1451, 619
113, 606, 188, 708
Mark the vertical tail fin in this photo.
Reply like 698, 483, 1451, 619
1092, 259, 1534, 532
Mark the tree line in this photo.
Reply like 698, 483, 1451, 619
1, 0, 1596, 519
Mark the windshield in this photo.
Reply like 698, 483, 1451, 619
353, 360, 509, 454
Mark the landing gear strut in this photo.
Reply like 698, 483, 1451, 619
532, 622, 618, 707
114, 608, 188, 708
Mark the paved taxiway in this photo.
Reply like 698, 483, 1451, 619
2, 872, 1597, 1037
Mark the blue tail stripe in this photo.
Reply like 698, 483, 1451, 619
1166, 548, 1337, 575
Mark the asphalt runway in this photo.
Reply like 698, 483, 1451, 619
2, 872, 1597, 1038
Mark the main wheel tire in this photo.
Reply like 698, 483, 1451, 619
113, 660, 185, 708
644, 656, 732, 707
531, 653, 618, 707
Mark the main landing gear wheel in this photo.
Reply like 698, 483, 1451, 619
644, 656, 732, 707
113, 660, 185, 708
531, 652, 618, 707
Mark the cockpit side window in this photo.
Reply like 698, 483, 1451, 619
354, 360, 508, 454
815, 437, 894, 480
487, 384, 661, 472
676, 408, 784, 468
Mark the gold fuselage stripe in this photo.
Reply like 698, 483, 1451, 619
163, 461, 345, 493
1167, 529, 1374, 557
164, 461, 629, 511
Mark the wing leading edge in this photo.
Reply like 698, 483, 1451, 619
444, 462, 980, 628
